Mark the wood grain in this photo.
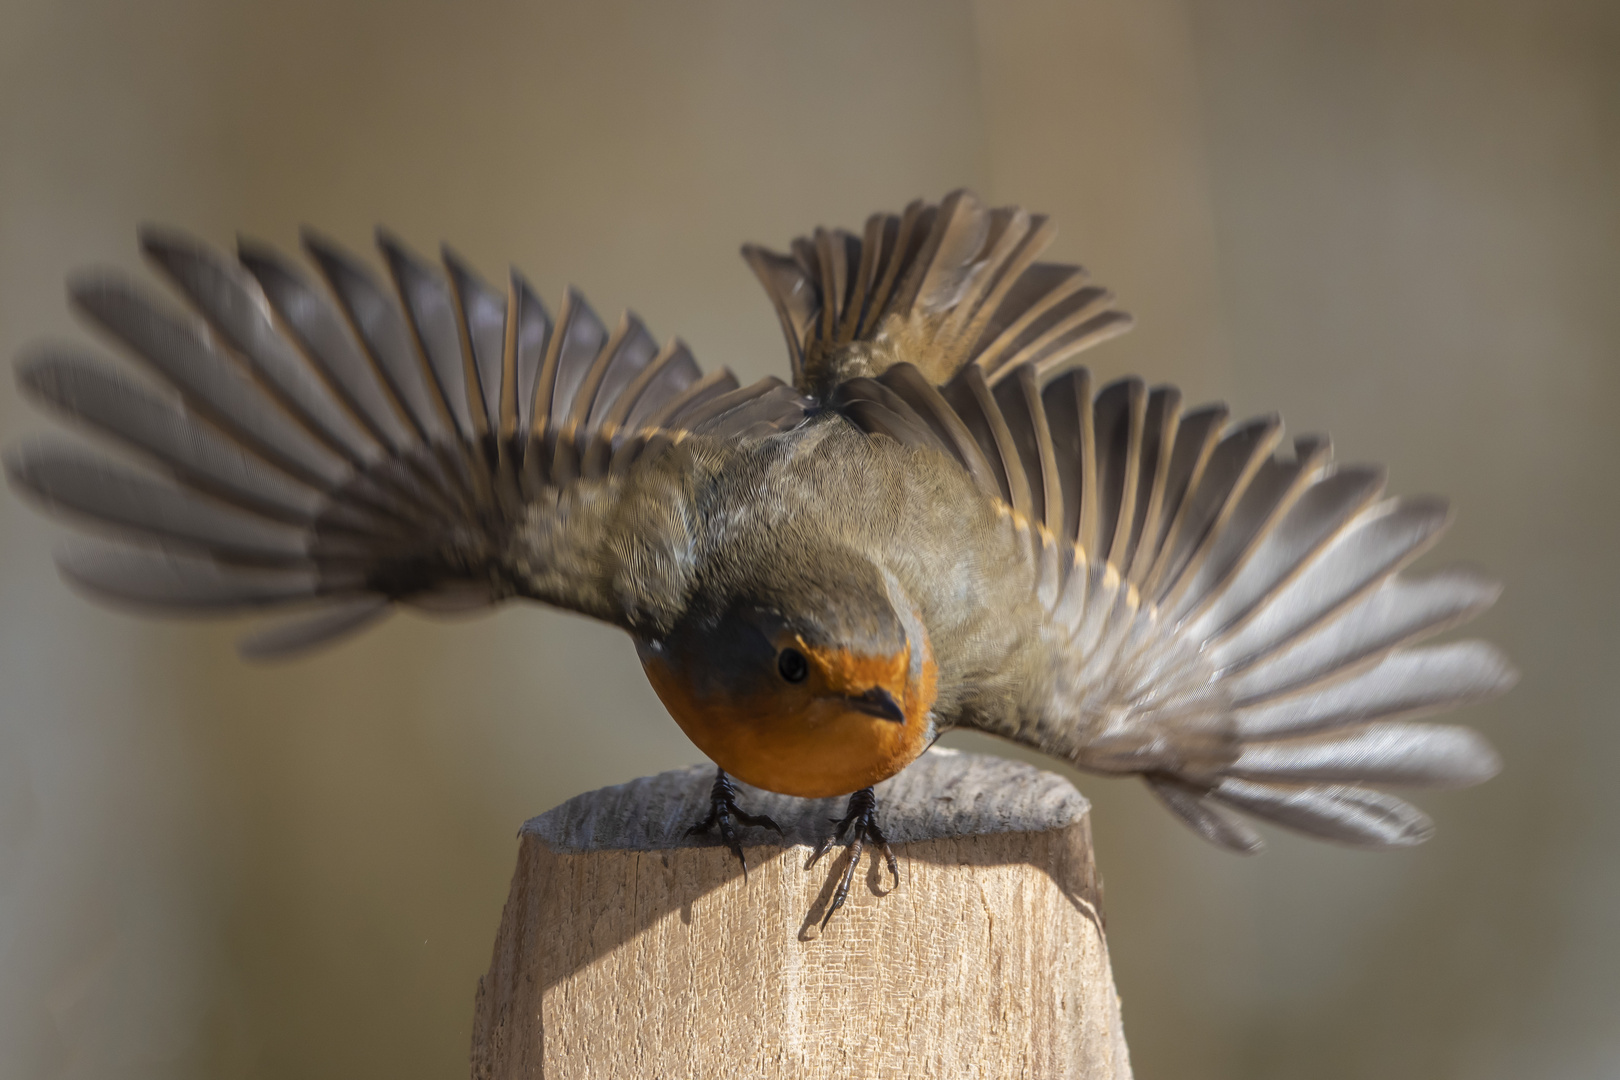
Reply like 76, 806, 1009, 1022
470, 748, 1132, 1079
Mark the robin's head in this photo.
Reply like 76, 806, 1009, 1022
636, 547, 939, 798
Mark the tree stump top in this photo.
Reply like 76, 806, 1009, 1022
525, 746, 1092, 852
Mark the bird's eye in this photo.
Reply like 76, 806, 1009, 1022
777, 647, 809, 683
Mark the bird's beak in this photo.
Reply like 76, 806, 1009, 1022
846, 686, 905, 723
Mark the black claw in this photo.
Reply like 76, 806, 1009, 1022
808, 786, 899, 928
687, 769, 781, 880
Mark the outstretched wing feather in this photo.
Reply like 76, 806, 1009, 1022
139, 227, 379, 467
836, 349, 1509, 851
13, 227, 795, 657
1207, 779, 1435, 848
376, 231, 478, 444
9, 442, 312, 563
236, 242, 415, 457
302, 230, 449, 447
18, 350, 325, 525
56, 540, 337, 610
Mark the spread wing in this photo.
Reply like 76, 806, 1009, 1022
8, 227, 806, 656
747, 191, 1515, 852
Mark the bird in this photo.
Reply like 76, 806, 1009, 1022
6, 190, 1516, 924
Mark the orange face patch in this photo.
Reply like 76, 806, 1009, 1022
640, 635, 938, 799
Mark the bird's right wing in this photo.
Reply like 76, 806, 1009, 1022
7, 228, 806, 656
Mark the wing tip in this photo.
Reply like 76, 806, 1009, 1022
136, 221, 199, 261
234, 233, 286, 277
299, 224, 350, 266
373, 225, 415, 266
237, 598, 391, 661
63, 267, 126, 310
1467, 639, 1521, 697
1146, 775, 1267, 854
13, 347, 56, 394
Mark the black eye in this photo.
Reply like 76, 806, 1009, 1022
777, 647, 809, 683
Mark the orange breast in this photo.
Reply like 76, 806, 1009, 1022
640, 649, 938, 799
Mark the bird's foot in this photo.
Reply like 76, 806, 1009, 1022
807, 786, 899, 927
686, 768, 782, 879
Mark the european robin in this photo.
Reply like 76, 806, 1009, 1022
7, 190, 1514, 922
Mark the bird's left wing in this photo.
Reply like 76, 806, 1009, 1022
839, 357, 1515, 851
7, 228, 806, 656
744, 191, 1514, 852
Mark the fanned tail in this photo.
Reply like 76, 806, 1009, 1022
743, 189, 1133, 399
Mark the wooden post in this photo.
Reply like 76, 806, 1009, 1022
470, 748, 1132, 1079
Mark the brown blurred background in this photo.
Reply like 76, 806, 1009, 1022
1, 1, 1614, 1077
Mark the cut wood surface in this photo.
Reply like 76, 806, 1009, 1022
470, 748, 1132, 1079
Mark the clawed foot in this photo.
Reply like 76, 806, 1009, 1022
687, 768, 782, 878
807, 786, 899, 927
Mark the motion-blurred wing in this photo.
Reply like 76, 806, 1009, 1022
8, 227, 807, 655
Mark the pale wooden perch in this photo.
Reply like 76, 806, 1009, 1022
470, 748, 1132, 1079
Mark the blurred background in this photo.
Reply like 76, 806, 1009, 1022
1, 0, 1614, 1077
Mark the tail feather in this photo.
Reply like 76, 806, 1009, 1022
739, 245, 815, 386
982, 278, 1119, 382
890, 190, 989, 320
944, 209, 1050, 351
744, 189, 1133, 399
